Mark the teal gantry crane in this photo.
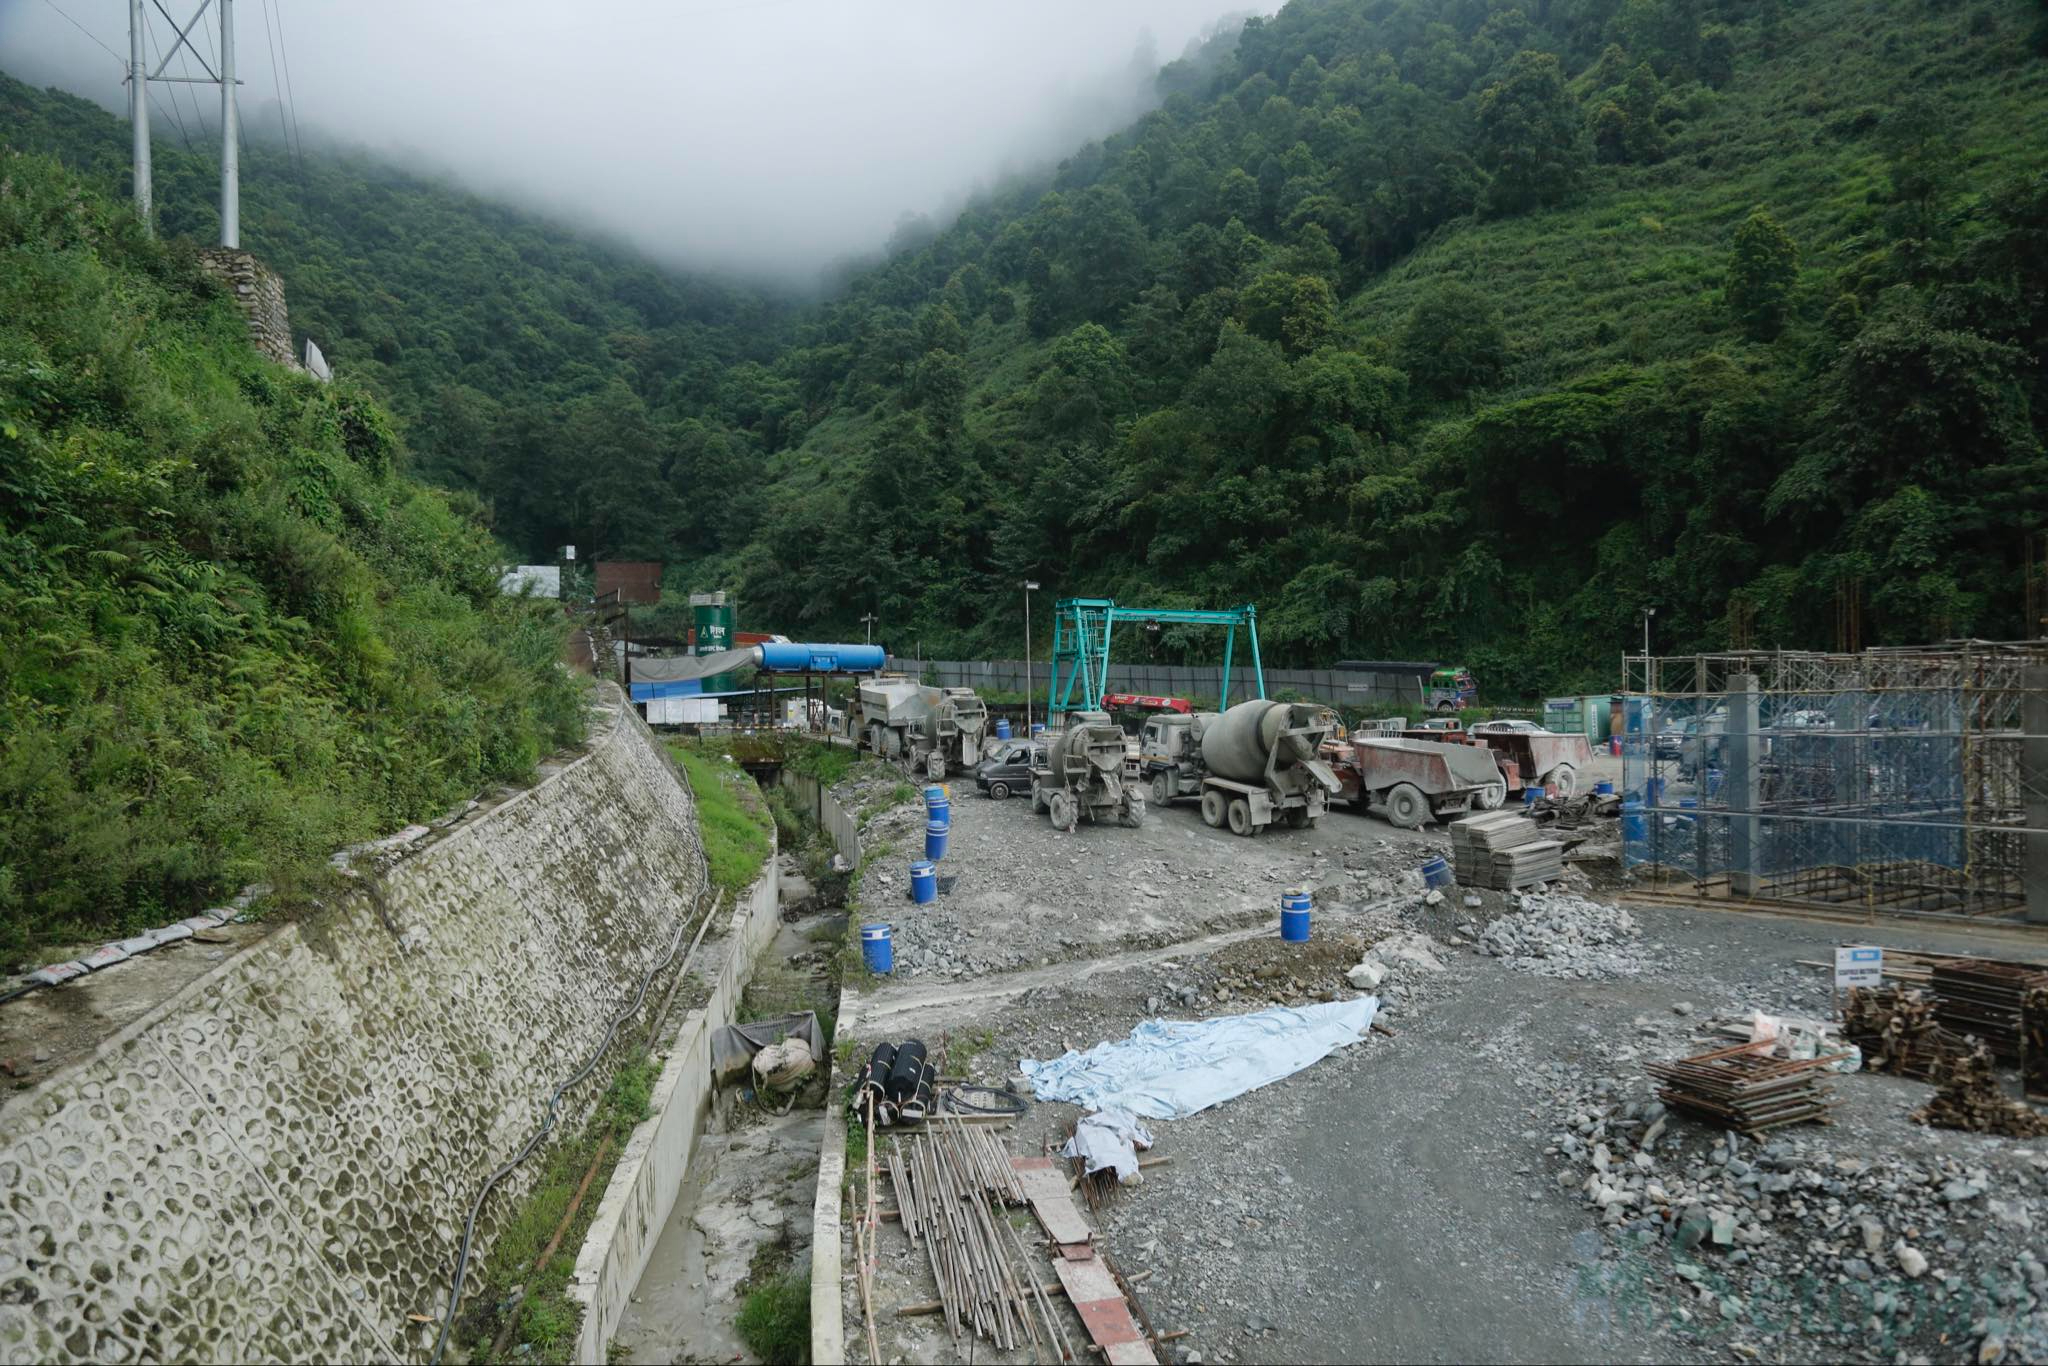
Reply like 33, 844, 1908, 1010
1046, 598, 1265, 720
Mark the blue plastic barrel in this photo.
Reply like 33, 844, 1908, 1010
1622, 800, 1646, 842
1704, 768, 1724, 799
1031, 723, 1045, 737
924, 784, 947, 806
1280, 888, 1311, 942
995, 718, 1013, 740
1523, 787, 1541, 808
1647, 776, 1666, 807
1594, 779, 1614, 796
1420, 855, 1452, 890
861, 923, 894, 973
910, 859, 937, 903
925, 821, 949, 861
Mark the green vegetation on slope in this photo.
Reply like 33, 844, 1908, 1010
667, 741, 773, 898
0, 150, 583, 955
0, 71, 792, 564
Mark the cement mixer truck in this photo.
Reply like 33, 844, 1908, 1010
1140, 700, 1341, 836
1030, 711, 1145, 831
851, 677, 990, 778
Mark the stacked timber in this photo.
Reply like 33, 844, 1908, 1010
1912, 1044, 2048, 1139
1841, 986, 1972, 1081
1449, 811, 1564, 889
1646, 1041, 1839, 1137
1928, 959, 2048, 1062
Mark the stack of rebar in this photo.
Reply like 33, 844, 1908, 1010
1449, 812, 1563, 889
1841, 986, 1973, 1081
1929, 958, 2048, 1062
885, 1121, 1068, 1358
1646, 1041, 1839, 1136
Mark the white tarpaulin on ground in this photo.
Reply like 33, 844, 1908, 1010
1063, 1108, 1155, 1183
1020, 997, 1381, 1120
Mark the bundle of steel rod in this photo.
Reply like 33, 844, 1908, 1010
1927, 958, 2048, 1063
1646, 1041, 1840, 1136
1841, 986, 1973, 1081
886, 1124, 1047, 1355
1912, 1043, 2048, 1139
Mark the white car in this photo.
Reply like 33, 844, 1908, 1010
1470, 719, 1549, 735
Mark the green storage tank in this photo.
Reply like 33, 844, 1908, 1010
692, 591, 738, 694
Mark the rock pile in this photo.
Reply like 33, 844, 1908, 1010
1475, 893, 1651, 979
1542, 1061, 2048, 1362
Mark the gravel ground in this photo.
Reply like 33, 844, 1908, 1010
839, 829, 2048, 1365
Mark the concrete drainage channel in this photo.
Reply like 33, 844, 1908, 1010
576, 766, 856, 1364
565, 848, 784, 1360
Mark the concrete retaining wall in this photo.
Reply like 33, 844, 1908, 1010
0, 687, 710, 1364
784, 770, 861, 865
568, 849, 781, 1364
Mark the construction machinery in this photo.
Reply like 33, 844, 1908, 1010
852, 677, 990, 777
1031, 711, 1144, 831
1141, 699, 1339, 836
1048, 599, 1265, 721
1323, 734, 1501, 828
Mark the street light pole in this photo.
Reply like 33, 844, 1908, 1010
860, 612, 877, 646
1642, 607, 1656, 664
1023, 581, 1040, 733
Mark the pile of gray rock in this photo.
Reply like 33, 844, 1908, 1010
1544, 1065, 2048, 1362
1474, 892, 1651, 979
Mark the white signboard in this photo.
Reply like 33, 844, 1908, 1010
1834, 945, 1883, 990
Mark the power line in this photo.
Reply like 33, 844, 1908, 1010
257, 0, 295, 173
270, 0, 306, 170
37, 0, 125, 69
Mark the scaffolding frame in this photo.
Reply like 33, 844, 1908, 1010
1619, 642, 2048, 927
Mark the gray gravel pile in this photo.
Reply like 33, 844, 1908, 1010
1476, 892, 1653, 979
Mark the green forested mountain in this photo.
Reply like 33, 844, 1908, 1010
0, 151, 582, 954
0, 71, 792, 562
6, 0, 2048, 697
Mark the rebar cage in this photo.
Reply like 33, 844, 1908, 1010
1619, 643, 2048, 925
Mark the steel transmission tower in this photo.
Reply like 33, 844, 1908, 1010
128, 0, 243, 246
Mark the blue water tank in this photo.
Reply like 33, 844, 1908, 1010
753, 642, 888, 673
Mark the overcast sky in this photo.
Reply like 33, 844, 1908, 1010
1, 0, 1273, 280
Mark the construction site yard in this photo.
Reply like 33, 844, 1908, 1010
832, 775, 2048, 1366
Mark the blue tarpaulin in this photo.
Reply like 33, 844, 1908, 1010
1020, 997, 1380, 1121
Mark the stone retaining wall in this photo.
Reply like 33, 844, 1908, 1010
0, 687, 709, 1363
196, 248, 297, 369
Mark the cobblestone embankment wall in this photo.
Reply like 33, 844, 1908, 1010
0, 688, 708, 1364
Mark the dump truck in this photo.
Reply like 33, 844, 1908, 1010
1030, 711, 1144, 831
852, 677, 990, 777
1323, 735, 1501, 828
1140, 699, 1340, 836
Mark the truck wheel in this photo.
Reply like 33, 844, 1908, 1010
1385, 783, 1428, 829
1151, 773, 1173, 807
1476, 777, 1507, 810
1048, 790, 1077, 832
867, 723, 884, 754
1546, 764, 1578, 797
1227, 798, 1256, 836
1122, 794, 1146, 829
1200, 790, 1226, 828
989, 781, 1010, 802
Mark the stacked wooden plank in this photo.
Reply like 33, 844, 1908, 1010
1841, 986, 1973, 1081
1646, 1041, 1839, 1136
1449, 811, 1563, 889
1913, 1043, 2048, 1139
1929, 958, 2048, 1062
